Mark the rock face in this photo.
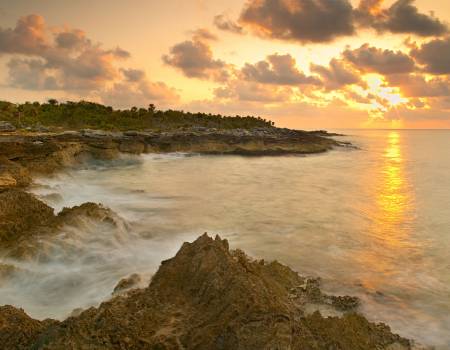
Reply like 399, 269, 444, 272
0, 189, 120, 256
0, 234, 412, 349
0, 189, 56, 247
0, 127, 347, 191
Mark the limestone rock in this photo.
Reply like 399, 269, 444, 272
113, 273, 142, 295
0, 234, 413, 349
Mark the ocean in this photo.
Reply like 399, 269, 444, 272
1, 129, 449, 348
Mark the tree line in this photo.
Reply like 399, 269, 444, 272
0, 100, 274, 131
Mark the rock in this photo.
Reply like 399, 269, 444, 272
0, 189, 122, 257
57, 202, 123, 228
0, 189, 56, 247
123, 130, 138, 136
0, 121, 16, 132
0, 234, 413, 349
118, 140, 145, 154
0, 173, 16, 188
0, 305, 58, 349
0, 156, 32, 188
330, 295, 360, 311
113, 273, 142, 295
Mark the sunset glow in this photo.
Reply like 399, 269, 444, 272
0, 0, 449, 128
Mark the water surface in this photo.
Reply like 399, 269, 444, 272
1, 129, 449, 348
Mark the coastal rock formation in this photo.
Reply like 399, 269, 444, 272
0, 127, 346, 192
0, 189, 56, 247
0, 234, 412, 349
0, 189, 120, 257
112, 273, 142, 295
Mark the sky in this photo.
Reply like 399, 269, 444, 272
0, 0, 450, 129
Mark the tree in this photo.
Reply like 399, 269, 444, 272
48, 99, 58, 106
148, 104, 156, 113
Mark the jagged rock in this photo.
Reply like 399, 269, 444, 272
113, 273, 142, 295
0, 189, 56, 246
0, 234, 413, 349
0, 121, 16, 132
0, 190, 121, 257
57, 202, 120, 227
0, 306, 58, 349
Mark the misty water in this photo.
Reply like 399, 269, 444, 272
1, 129, 450, 348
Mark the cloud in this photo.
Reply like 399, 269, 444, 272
7, 58, 59, 90
190, 28, 218, 41
162, 34, 230, 81
343, 44, 415, 75
387, 74, 450, 97
410, 37, 450, 74
215, 80, 293, 102
240, 0, 355, 43
225, 0, 447, 45
102, 66, 179, 108
241, 53, 320, 85
101, 80, 179, 109
310, 58, 361, 89
0, 15, 131, 91
0, 14, 48, 55
356, 0, 448, 37
55, 29, 89, 49
0, 14, 178, 107
121, 68, 146, 82
213, 14, 243, 34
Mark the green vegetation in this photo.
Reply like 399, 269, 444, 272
0, 100, 274, 131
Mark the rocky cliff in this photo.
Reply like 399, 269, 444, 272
0, 234, 413, 350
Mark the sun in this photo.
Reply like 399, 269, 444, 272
365, 74, 408, 109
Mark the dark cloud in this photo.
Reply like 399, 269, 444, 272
226, 0, 447, 45
310, 58, 360, 89
121, 68, 146, 82
213, 14, 243, 34
0, 14, 178, 107
55, 29, 89, 49
241, 53, 320, 85
162, 36, 230, 81
0, 15, 131, 91
0, 14, 48, 55
410, 37, 450, 74
343, 44, 415, 75
240, 0, 355, 43
191, 28, 218, 41
357, 0, 448, 37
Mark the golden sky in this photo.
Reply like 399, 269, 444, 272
1, 0, 449, 129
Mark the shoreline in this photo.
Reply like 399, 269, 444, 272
0, 127, 424, 349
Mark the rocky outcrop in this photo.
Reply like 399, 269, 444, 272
0, 306, 57, 350
0, 234, 413, 349
112, 273, 142, 295
0, 189, 120, 257
0, 189, 56, 247
0, 127, 348, 192
0, 121, 15, 132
